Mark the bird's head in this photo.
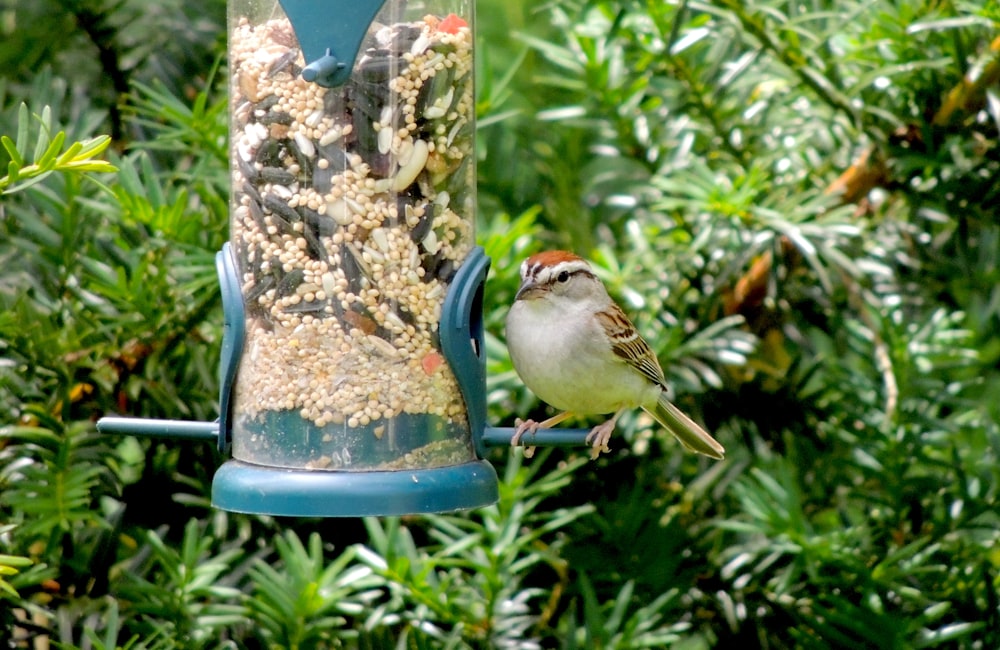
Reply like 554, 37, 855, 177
514, 250, 606, 306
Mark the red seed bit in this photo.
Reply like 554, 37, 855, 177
422, 351, 444, 376
438, 13, 467, 34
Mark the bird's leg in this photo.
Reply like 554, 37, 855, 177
511, 411, 575, 458
585, 408, 627, 460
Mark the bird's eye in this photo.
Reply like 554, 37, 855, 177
556, 271, 570, 283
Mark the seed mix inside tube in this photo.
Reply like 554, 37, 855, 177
229, 11, 475, 470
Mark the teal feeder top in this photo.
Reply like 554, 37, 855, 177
278, 0, 388, 87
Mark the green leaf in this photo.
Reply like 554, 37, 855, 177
32, 105, 53, 163
5, 159, 19, 185
14, 102, 29, 154
72, 134, 113, 160
1, 135, 23, 166
36, 129, 66, 169
55, 140, 83, 165
3, 170, 55, 194
61, 160, 118, 173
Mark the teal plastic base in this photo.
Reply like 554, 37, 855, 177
211, 458, 499, 517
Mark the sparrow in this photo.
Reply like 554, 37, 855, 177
505, 250, 725, 460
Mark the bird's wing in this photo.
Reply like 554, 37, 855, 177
594, 303, 666, 387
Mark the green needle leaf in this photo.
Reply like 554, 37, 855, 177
37, 130, 66, 169
1, 135, 23, 167
55, 140, 83, 165
14, 102, 28, 154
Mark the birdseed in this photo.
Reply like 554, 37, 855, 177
228, 10, 475, 470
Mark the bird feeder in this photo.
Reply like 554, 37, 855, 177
99, 0, 593, 518
100, 0, 492, 517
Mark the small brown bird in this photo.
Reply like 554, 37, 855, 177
505, 250, 724, 460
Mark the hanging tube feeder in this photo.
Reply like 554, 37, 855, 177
98, 0, 593, 517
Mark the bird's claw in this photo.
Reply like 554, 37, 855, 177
588, 443, 611, 460
585, 421, 615, 460
511, 418, 538, 458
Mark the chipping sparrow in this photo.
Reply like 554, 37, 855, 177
505, 250, 725, 460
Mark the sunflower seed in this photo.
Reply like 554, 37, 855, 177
259, 166, 295, 185
264, 194, 301, 225
275, 268, 305, 296
327, 200, 351, 226
237, 155, 260, 183
259, 109, 293, 126
366, 334, 398, 358
393, 139, 428, 191
293, 131, 315, 158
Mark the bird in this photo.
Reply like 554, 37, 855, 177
505, 250, 725, 461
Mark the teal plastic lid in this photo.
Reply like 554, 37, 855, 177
278, 0, 389, 87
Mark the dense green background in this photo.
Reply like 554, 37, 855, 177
1, 0, 999, 647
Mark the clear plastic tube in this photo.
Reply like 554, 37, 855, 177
227, 0, 475, 470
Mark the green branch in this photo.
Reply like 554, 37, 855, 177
0, 552, 33, 600
713, 0, 863, 130
0, 103, 117, 196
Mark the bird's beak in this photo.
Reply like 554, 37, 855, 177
514, 279, 544, 301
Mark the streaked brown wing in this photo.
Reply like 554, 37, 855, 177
595, 303, 666, 387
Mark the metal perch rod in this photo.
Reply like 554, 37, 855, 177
96, 417, 219, 441
481, 427, 592, 448
97, 417, 591, 448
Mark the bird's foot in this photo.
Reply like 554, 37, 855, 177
512, 418, 539, 458
585, 419, 617, 460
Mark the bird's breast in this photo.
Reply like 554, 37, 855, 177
505, 301, 656, 414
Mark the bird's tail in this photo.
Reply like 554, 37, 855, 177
644, 392, 725, 459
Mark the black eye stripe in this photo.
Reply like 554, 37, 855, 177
550, 268, 593, 284
522, 262, 594, 284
